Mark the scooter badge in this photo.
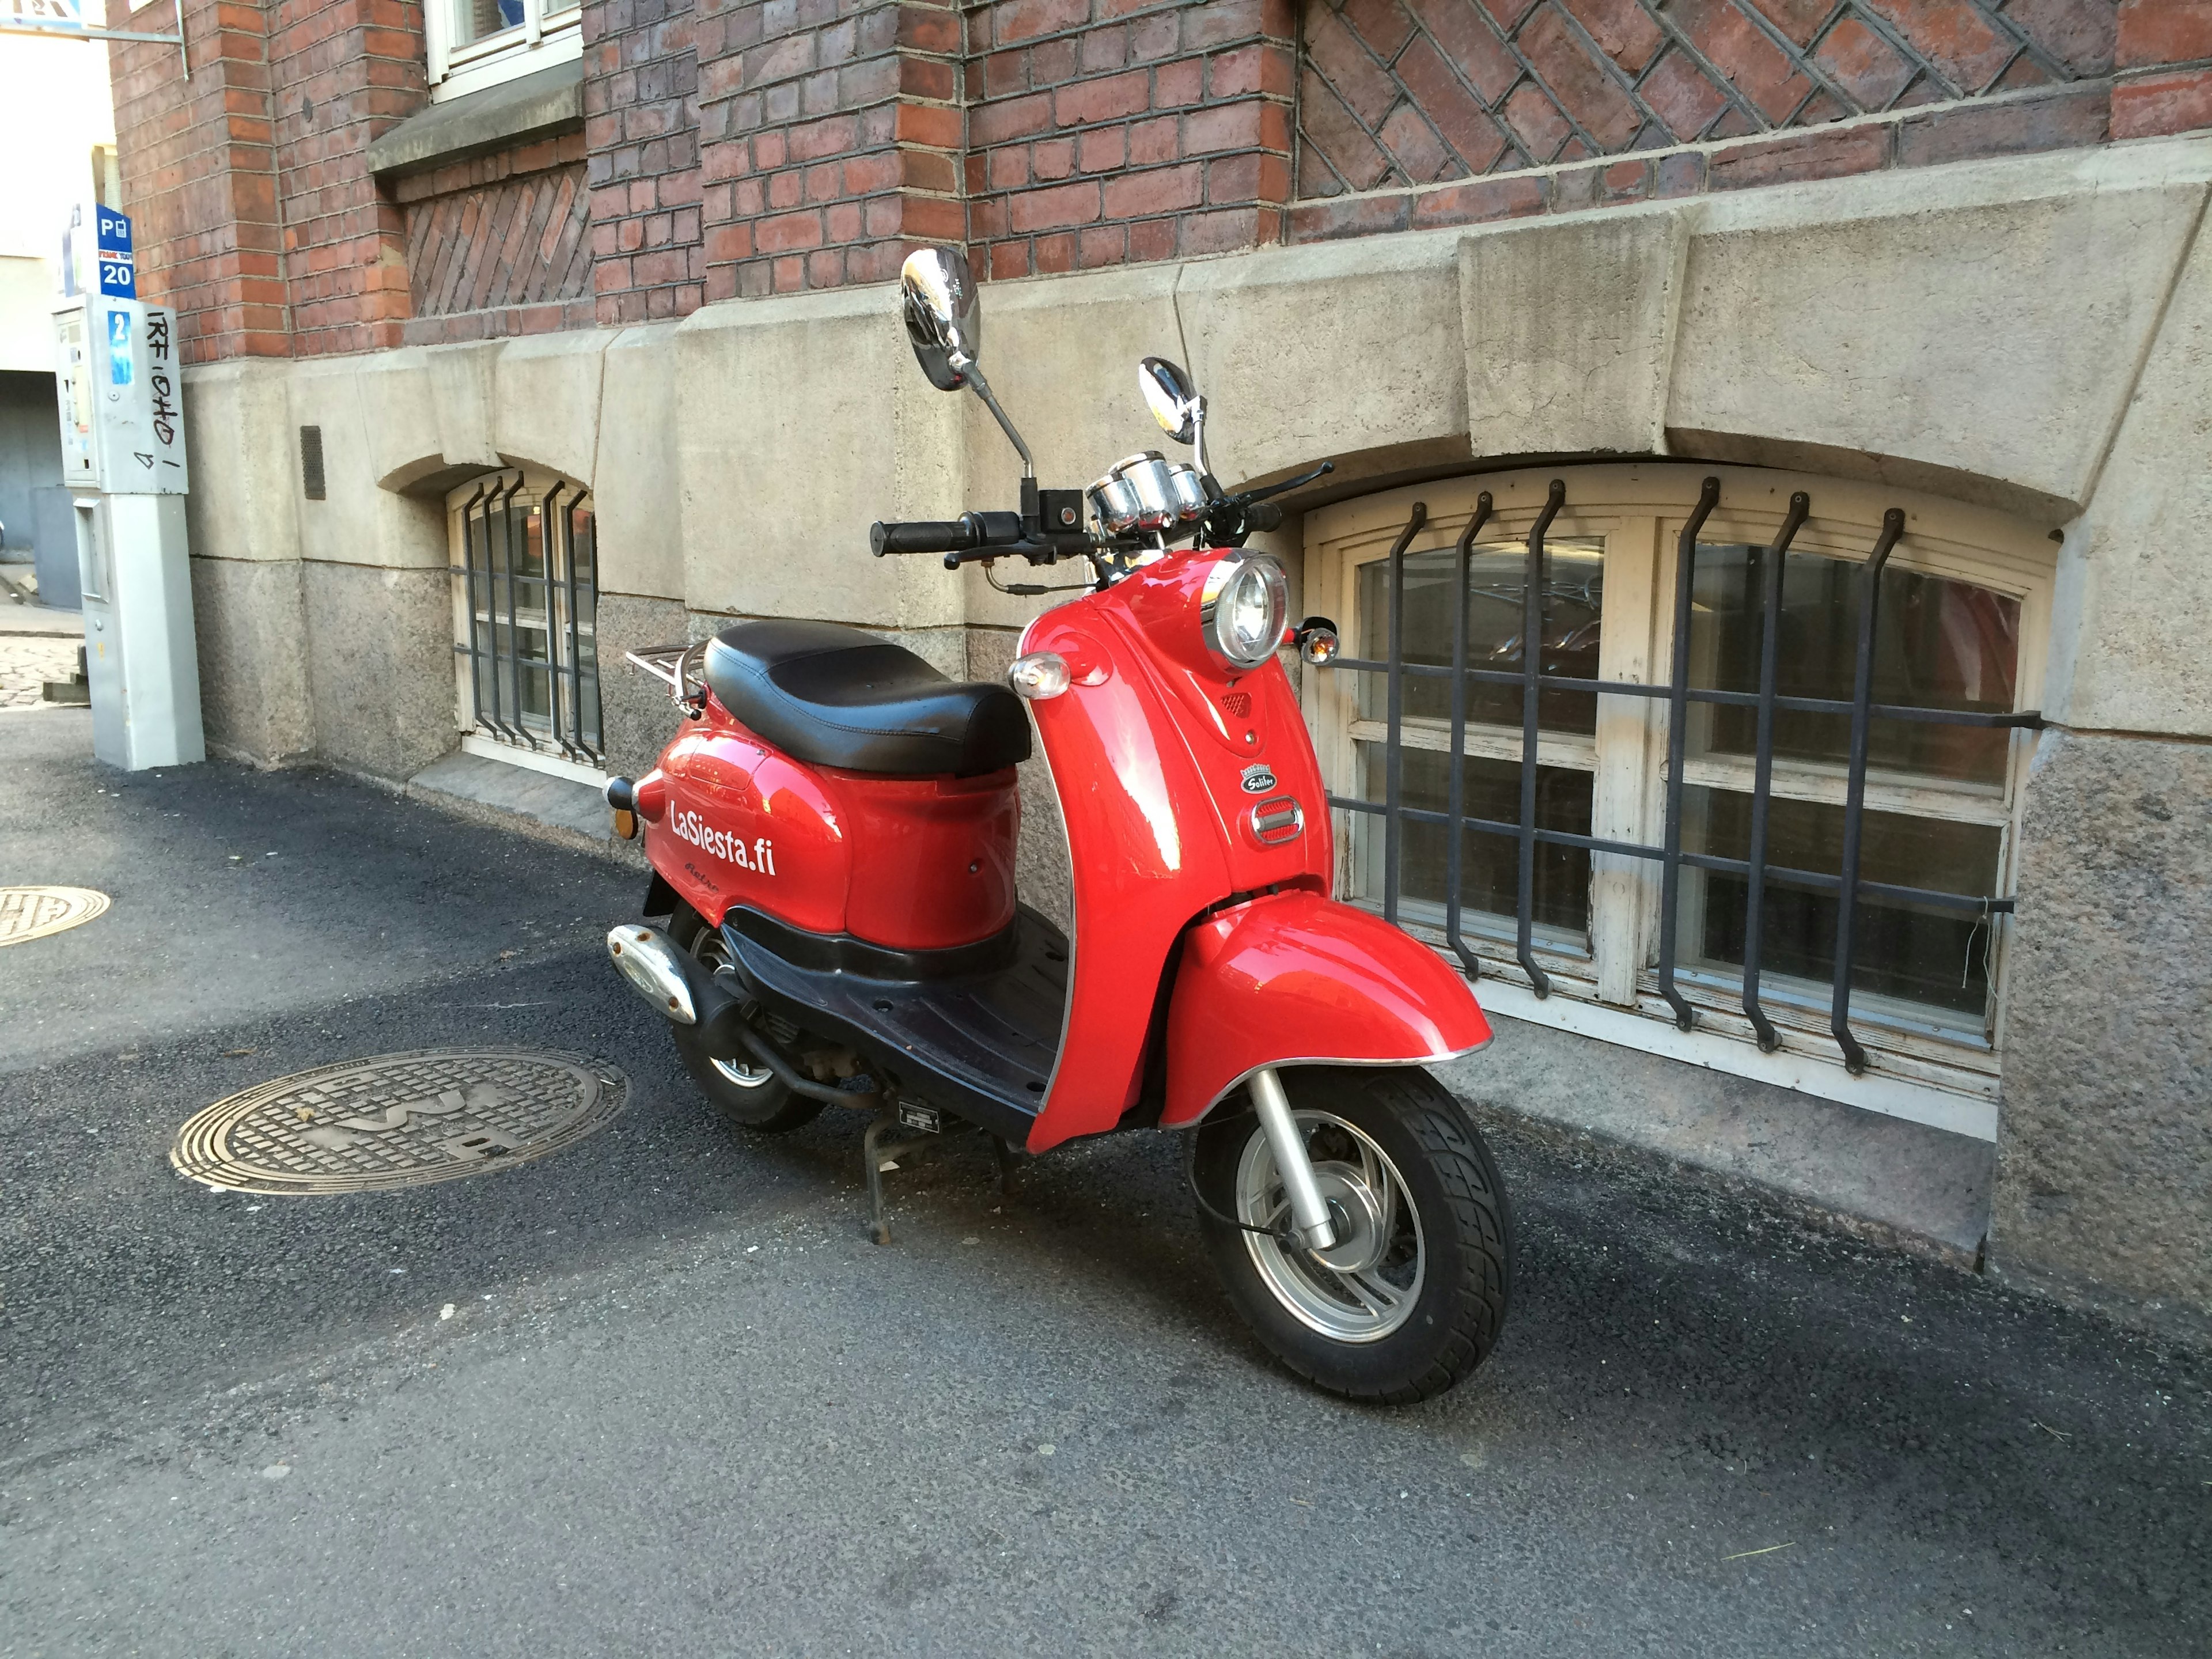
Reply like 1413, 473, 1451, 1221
1240, 763, 1275, 794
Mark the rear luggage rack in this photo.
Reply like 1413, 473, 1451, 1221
625, 641, 709, 706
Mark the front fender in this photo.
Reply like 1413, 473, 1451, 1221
1161, 891, 1492, 1128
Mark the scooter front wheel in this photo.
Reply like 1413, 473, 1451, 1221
666, 903, 824, 1135
1192, 1066, 1513, 1403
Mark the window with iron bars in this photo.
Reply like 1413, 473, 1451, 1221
447, 470, 603, 775
1302, 464, 2050, 1133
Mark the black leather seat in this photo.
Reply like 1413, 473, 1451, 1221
703, 620, 1031, 778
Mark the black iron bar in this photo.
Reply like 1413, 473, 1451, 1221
1329, 794, 2012, 912
1334, 659, 2040, 730
1741, 491, 1809, 1052
1517, 480, 1566, 996
1381, 503, 1427, 927
457, 482, 490, 740
543, 482, 581, 761
1443, 493, 1493, 982
565, 493, 592, 763
1657, 476, 1722, 1029
1831, 506, 1905, 1074
499, 475, 532, 748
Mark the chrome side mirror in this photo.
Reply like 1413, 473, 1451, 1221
1138, 355, 1209, 479
901, 247, 982, 392
899, 246, 1035, 480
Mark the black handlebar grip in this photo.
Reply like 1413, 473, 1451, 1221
871, 520, 975, 557
1244, 500, 1285, 533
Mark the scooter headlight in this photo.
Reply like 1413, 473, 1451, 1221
1199, 556, 1289, 673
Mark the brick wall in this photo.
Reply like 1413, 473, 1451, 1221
1289, 0, 2212, 238
585, 0, 709, 321
106, 0, 2212, 365
692, 0, 966, 298
395, 140, 597, 345
108, 1, 291, 363
964, 0, 1297, 278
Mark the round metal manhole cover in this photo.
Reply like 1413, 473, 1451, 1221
171, 1048, 628, 1195
0, 885, 109, 948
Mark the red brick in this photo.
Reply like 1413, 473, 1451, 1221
972, 92, 1054, 145
1103, 160, 1203, 215
1500, 80, 1573, 160
1814, 16, 1917, 111
1653, 147, 1706, 196
1079, 222, 1128, 264
1340, 0, 1416, 59
995, 0, 1091, 47
1895, 83, 2109, 164
1055, 66, 1152, 124
1666, 0, 1812, 123
1208, 41, 1293, 99
2118, 0, 2212, 69
1639, 48, 1731, 140
756, 209, 826, 252
990, 238, 1033, 278
1410, 171, 1546, 227
1033, 230, 1078, 272
1738, 0, 1832, 49
1129, 112, 1181, 162
1287, 191, 1411, 240
1391, 33, 1511, 172
1154, 55, 1205, 104
1182, 98, 1288, 154
1127, 214, 1177, 261
1306, 4, 1400, 127
1406, 0, 1519, 102
1007, 177, 1103, 230
1078, 124, 1128, 169
1177, 204, 1266, 253
2112, 65, 2212, 137
1561, 0, 1665, 74
1707, 120, 1893, 190
1034, 136, 1077, 179
1377, 101, 1457, 180
1856, 0, 2017, 94
2006, 0, 2116, 78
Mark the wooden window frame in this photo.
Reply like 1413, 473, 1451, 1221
426, 0, 582, 103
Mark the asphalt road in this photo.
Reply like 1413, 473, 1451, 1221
3, 706, 2207, 1658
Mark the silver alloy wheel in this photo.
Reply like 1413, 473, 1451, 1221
686, 928, 777, 1090
1234, 1107, 1425, 1343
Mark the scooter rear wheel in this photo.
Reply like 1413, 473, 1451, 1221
1192, 1066, 1513, 1404
667, 904, 824, 1135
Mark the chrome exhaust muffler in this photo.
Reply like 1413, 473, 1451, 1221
606, 925, 698, 1024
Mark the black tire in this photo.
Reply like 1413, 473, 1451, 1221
1192, 1066, 1514, 1404
665, 903, 823, 1134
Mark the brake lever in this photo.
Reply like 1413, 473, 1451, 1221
1241, 459, 1335, 505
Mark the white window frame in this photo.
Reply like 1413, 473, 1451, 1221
1302, 462, 2054, 1142
426, 0, 582, 104
447, 468, 606, 787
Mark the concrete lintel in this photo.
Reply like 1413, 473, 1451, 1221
365, 59, 583, 181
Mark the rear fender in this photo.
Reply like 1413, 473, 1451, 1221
1161, 890, 1491, 1128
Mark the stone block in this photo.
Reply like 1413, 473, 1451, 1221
301, 561, 459, 779
594, 592, 689, 780
593, 324, 685, 601
290, 359, 449, 570
672, 286, 965, 629
493, 328, 609, 489
188, 555, 312, 764
1995, 729, 2212, 1316
2045, 203, 2212, 737
179, 361, 298, 565
1174, 233, 1469, 494
1666, 186, 2207, 520
426, 343, 505, 476
1460, 210, 1687, 460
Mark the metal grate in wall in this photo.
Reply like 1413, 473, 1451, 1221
450, 472, 602, 768
1330, 476, 2043, 1075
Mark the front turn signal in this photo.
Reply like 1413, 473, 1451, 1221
1008, 651, 1071, 700
1295, 616, 1340, 666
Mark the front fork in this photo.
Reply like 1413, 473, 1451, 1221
1250, 1067, 1338, 1251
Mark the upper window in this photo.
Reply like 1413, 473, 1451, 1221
427, 0, 582, 102
1304, 464, 2051, 1131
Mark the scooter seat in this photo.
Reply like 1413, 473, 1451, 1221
703, 620, 1032, 778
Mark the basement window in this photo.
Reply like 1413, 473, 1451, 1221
1304, 463, 2052, 1141
428, 0, 582, 103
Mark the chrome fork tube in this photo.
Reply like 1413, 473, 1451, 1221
1249, 1067, 1337, 1251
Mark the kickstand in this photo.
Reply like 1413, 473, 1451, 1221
862, 1109, 988, 1245
990, 1134, 1019, 1200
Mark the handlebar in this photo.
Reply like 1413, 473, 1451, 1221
870, 511, 1024, 558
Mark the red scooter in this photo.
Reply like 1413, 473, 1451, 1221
604, 248, 1513, 1400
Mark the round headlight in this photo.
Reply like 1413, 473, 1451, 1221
1200, 556, 1288, 672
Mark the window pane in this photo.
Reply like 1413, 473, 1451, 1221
1680, 786, 2002, 1019
1357, 540, 1604, 734
451, 0, 525, 50
1356, 744, 1592, 944
1685, 543, 2020, 784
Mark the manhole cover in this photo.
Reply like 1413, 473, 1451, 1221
171, 1048, 628, 1195
0, 885, 109, 947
